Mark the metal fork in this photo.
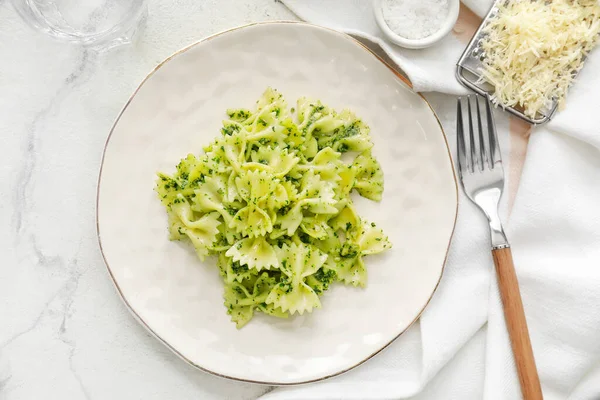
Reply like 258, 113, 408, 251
456, 95, 543, 400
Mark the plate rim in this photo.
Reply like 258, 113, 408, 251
95, 20, 459, 386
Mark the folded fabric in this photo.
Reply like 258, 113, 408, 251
259, 1, 600, 399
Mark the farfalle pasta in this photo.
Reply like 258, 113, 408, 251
156, 88, 391, 328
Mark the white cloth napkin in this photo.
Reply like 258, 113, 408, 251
259, 1, 600, 399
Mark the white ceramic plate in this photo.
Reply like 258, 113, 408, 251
97, 22, 457, 385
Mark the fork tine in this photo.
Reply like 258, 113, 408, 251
467, 96, 478, 173
456, 98, 468, 173
475, 96, 487, 170
485, 96, 501, 167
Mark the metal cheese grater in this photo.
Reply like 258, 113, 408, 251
456, 0, 561, 126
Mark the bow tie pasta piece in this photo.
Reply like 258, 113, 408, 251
192, 176, 233, 221
292, 147, 342, 182
267, 183, 291, 211
308, 109, 373, 154
279, 180, 298, 201
212, 170, 242, 205
217, 253, 258, 284
229, 170, 278, 237
226, 108, 252, 123
330, 256, 367, 287
352, 151, 384, 201
168, 200, 221, 260
256, 87, 287, 113
204, 132, 247, 173
295, 171, 338, 214
156, 88, 392, 327
336, 165, 357, 196
305, 266, 338, 295
213, 215, 243, 250
235, 170, 277, 204
295, 99, 345, 160
234, 89, 291, 144
244, 146, 299, 177
279, 117, 304, 148
276, 172, 338, 237
300, 214, 334, 240
230, 204, 274, 238
156, 154, 209, 207
354, 220, 392, 256
296, 98, 332, 133
277, 205, 304, 236
245, 124, 288, 149
327, 219, 392, 287
226, 236, 279, 271
329, 202, 360, 232
265, 243, 327, 315
224, 283, 255, 328
224, 272, 282, 328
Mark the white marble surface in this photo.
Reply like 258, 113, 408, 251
0, 1, 298, 399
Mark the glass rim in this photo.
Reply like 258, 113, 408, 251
10, 0, 146, 46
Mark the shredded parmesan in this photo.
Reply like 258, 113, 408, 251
479, 0, 600, 118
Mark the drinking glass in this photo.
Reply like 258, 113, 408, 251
12, 0, 147, 51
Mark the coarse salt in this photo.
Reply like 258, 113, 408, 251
382, 0, 450, 40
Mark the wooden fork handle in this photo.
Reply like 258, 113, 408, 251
492, 247, 543, 400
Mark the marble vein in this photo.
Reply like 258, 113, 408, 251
6, 49, 95, 355
57, 272, 92, 400
13, 49, 95, 243
0, 374, 9, 388
0, 265, 81, 351
0, 265, 85, 398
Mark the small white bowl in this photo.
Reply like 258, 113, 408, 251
373, 0, 460, 49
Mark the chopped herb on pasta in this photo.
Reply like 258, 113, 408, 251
156, 88, 391, 328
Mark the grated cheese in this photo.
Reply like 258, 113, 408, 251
479, 0, 600, 118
